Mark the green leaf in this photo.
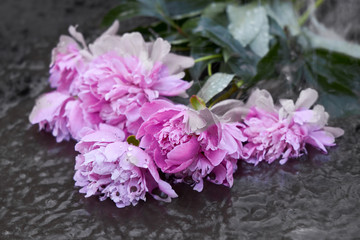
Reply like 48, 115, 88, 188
102, 0, 227, 28
102, 2, 142, 26
193, 17, 259, 81
102, 1, 167, 26
249, 17, 296, 87
126, 135, 140, 146
302, 14, 357, 55
306, 49, 360, 95
265, 1, 300, 36
165, 0, 216, 19
182, 17, 201, 35
303, 28, 360, 59
197, 73, 235, 103
202, 2, 227, 18
250, 41, 282, 85
187, 36, 219, 80
102, 0, 173, 27
227, 3, 270, 57
303, 63, 360, 117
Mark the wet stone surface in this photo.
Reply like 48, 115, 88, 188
1, 1, 360, 239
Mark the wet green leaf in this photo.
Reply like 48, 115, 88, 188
203, 2, 227, 18
194, 17, 259, 81
227, 3, 270, 56
306, 49, 360, 95
265, 1, 300, 36
197, 73, 235, 103
303, 63, 360, 117
304, 29, 360, 59
250, 41, 283, 85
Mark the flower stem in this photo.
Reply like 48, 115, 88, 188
207, 63, 212, 76
194, 54, 222, 63
208, 80, 243, 108
298, 0, 325, 26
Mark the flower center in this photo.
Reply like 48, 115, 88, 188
157, 121, 191, 155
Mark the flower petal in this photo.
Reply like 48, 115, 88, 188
29, 91, 71, 124
204, 149, 227, 166
295, 88, 318, 109
166, 137, 200, 168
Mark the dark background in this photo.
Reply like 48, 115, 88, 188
1, 0, 360, 239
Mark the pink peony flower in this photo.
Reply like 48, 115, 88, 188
49, 21, 120, 95
74, 124, 177, 208
242, 88, 344, 165
78, 32, 194, 135
137, 100, 246, 191
29, 91, 100, 142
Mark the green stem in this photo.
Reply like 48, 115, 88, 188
208, 80, 243, 108
208, 84, 238, 108
298, 0, 325, 26
194, 54, 222, 63
207, 63, 212, 76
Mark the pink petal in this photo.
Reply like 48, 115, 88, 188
306, 130, 335, 152
209, 164, 226, 185
104, 142, 127, 162
139, 99, 176, 121
166, 137, 200, 163
65, 100, 88, 140
324, 126, 344, 138
146, 160, 178, 201
165, 158, 194, 174
29, 91, 71, 124
293, 110, 314, 124
81, 124, 125, 143
151, 73, 191, 96
204, 149, 227, 166
162, 53, 195, 75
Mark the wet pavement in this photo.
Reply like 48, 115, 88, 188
1, 1, 360, 239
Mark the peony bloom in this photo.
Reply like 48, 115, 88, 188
78, 31, 194, 135
137, 100, 246, 191
49, 22, 119, 95
74, 124, 177, 208
242, 88, 344, 165
29, 91, 100, 142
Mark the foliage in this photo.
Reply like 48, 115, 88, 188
103, 0, 360, 117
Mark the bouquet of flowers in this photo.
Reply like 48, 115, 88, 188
29, 1, 349, 208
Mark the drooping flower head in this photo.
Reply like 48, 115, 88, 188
137, 100, 246, 191
242, 88, 344, 165
74, 124, 177, 208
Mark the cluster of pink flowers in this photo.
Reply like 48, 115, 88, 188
29, 21, 194, 142
29, 22, 343, 208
